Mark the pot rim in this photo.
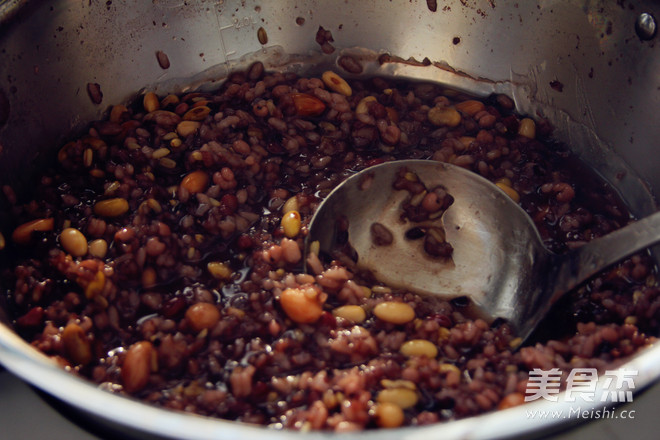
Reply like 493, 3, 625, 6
1, 321, 658, 440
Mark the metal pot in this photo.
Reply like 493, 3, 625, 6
0, 1, 658, 439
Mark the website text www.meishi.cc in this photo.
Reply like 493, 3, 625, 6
524, 368, 637, 420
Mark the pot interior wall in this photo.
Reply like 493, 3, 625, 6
1, 2, 660, 439
0, 0, 658, 216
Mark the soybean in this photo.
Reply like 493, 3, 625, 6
60, 227, 88, 257
281, 210, 302, 238
400, 339, 438, 358
333, 305, 367, 324
377, 387, 418, 409
373, 301, 415, 324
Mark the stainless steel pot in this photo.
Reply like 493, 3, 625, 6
0, 1, 659, 439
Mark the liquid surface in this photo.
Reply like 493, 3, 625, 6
1, 63, 657, 430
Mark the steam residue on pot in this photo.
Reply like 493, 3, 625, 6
315, 26, 335, 54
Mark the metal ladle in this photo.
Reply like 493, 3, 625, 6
305, 159, 660, 343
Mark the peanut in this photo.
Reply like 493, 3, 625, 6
62, 322, 92, 366
143, 92, 160, 113
12, 218, 55, 244
58, 141, 75, 163
280, 287, 324, 324
121, 341, 154, 393
497, 392, 525, 410
176, 120, 201, 137
356, 96, 377, 116
144, 110, 181, 127
83, 148, 93, 167
142, 267, 157, 288
181, 170, 209, 194
183, 106, 211, 121
495, 181, 520, 203
428, 106, 461, 127
110, 104, 128, 123
282, 196, 299, 214
290, 93, 326, 116
94, 198, 129, 217
185, 302, 221, 332
84, 270, 106, 299
82, 136, 106, 151
455, 99, 485, 116
161, 94, 179, 107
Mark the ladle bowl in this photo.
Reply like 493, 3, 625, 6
306, 160, 660, 343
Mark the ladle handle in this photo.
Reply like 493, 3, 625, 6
553, 211, 660, 300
